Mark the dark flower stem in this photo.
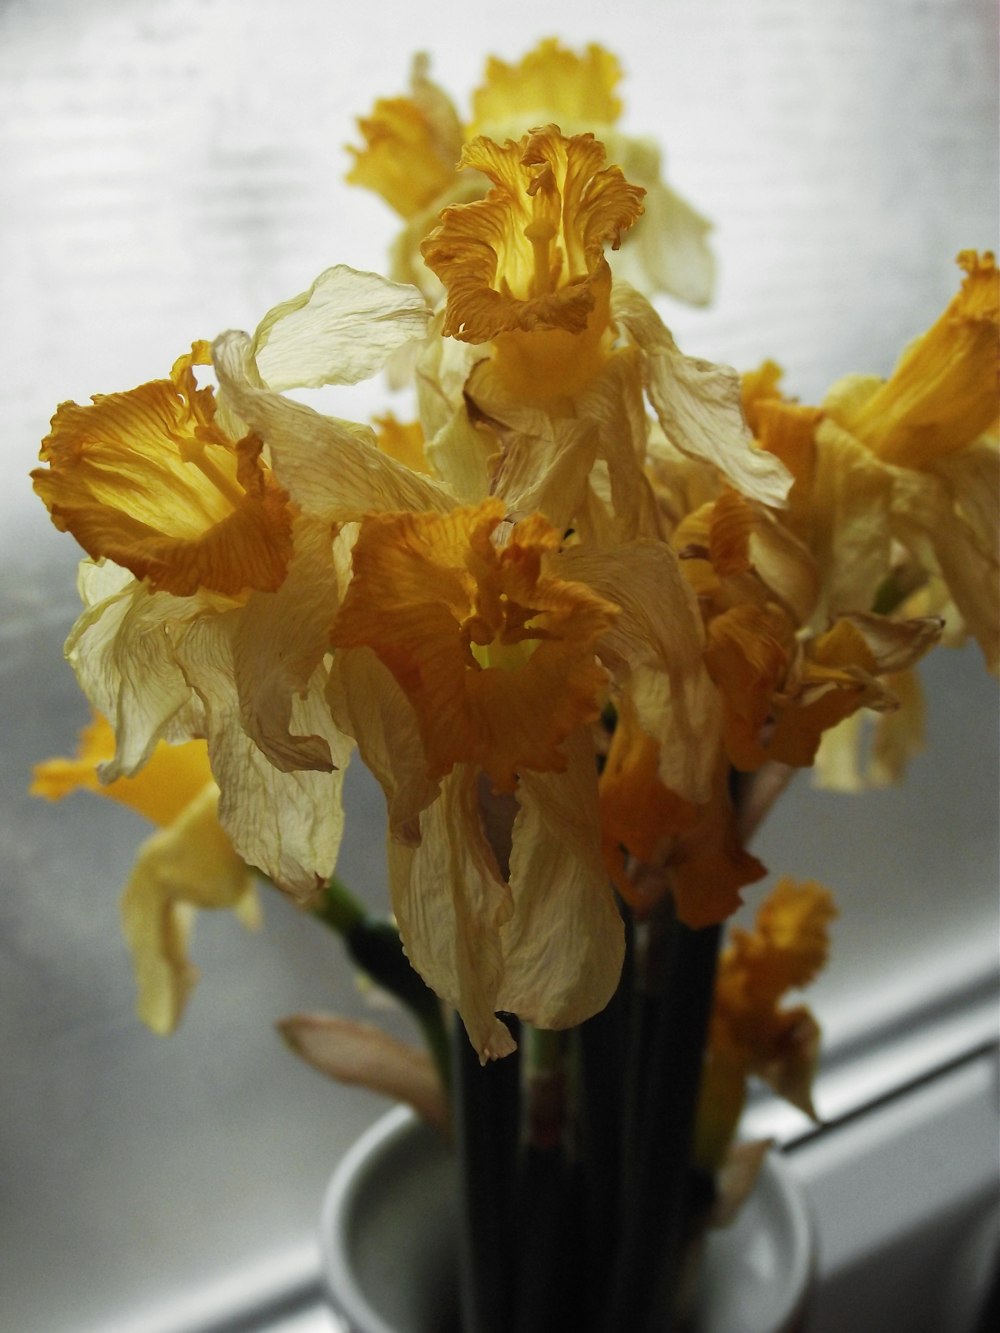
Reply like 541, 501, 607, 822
313, 877, 451, 1091
452, 1012, 521, 1333
603, 900, 722, 1332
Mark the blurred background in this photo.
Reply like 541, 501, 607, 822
1, 1, 997, 1330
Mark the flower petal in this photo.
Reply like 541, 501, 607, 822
386, 765, 517, 1061
612, 284, 793, 507
251, 265, 432, 391
213, 331, 455, 519
499, 730, 624, 1028
278, 1014, 449, 1136
121, 784, 257, 1034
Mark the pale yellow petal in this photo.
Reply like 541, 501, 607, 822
65, 569, 211, 781
499, 731, 624, 1028
213, 331, 455, 520
610, 176, 715, 308
611, 284, 792, 507
170, 615, 347, 900
387, 765, 517, 1061
251, 265, 431, 391
557, 539, 720, 802
233, 515, 346, 773
121, 784, 257, 1033
326, 645, 440, 843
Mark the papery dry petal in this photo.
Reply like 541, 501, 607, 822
279, 1014, 449, 1136
500, 730, 624, 1027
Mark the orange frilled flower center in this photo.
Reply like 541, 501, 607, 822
420, 126, 644, 397
330, 499, 618, 790
32, 344, 293, 598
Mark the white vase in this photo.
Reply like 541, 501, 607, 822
319, 1106, 814, 1333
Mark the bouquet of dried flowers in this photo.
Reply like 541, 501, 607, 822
31, 38, 997, 1333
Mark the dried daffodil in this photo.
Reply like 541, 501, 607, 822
696, 879, 837, 1169
348, 38, 715, 306
32, 714, 258, 1033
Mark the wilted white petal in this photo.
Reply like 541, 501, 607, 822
251, 265, 431, 391
214, 332, 454, 520
278, 1014, 449, 1136
327, 646, 440, 843
387, 766, 516, 1061
612, 284, 792, 507
499, 731, 623, 1027
612, 177, 715, 308
172, 615, 346, 899
234, 515, 345, 773
557, 539, 720, 802
67, 567, 210, 780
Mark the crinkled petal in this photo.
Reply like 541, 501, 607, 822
326, 645, 440, 843
251, 265, 432, 391
213, 331, 455, 520
171, 615, 347, 899
387, 765, 516, 1061
233, 515, 346, 772
66, 566, 212, 780
612, 284, 792, 506
499, 730, 624, 1027
557, 539, 720, 802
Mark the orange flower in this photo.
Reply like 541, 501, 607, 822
331, 499, 617, 791
32, 344, 293, 598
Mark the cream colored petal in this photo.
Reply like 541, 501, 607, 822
464, 365, 599, 529
213, 331, 455, 520
278, 1014, 449, 1136
233, 515, 345, 772
930, 435, 999, 555
890, 468, 1000, 672
171, 615, 346, 899
557, 539, 720, 802
386, 765, 516, 1061
498, 730, 624, 1028
66, 565, 210, 780
251, 265, 431, 391
835, 611, 943, 674
326, 646, 440, 843
573, 347, 663, 541
810, 417, 896, 621
612, 284, 792, 506
611, 176, 715, 308
121, 784, 256, 1033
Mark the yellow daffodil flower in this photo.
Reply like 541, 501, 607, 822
749, 254, 999, 670
31, 715, 258, 1033
33, 343, 294, 598
697, 879, 837, 1167
348, 38, 716, 307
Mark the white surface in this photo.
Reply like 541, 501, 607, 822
1, 3, 997, 1332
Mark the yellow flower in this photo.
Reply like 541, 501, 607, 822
31, 715, 258, 1034
348, 39, 716, 306
330, 499, 617, 791
697, 879, 836, 1166
32, 345, 294, 599
421, 126, 644, 399
745, 256, 999, 670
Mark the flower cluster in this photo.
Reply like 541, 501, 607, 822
33, 41, 997, 1091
